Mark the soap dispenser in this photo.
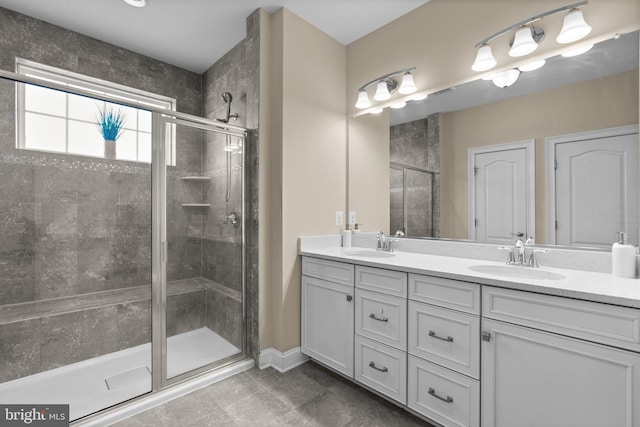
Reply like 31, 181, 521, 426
612, 232, 636, 278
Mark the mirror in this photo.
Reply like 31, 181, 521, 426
349, 31, 639, 250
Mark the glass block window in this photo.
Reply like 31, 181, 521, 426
16, 58, 176, 164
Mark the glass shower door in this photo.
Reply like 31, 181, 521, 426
157, 117, 245, 382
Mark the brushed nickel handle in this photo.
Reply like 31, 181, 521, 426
428, 387, 453, 403
368, 361, 388, 373
429, 330, 454, 342
346, 295, 353, 302
369, 313, 389, 322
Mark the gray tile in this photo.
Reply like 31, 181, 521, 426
248, 365, 326, 408
82, 305, 119, 358
295, 390, 360, 426
40, 311, 84, 371
117, 300, 151, 350
223, 383, 290, 426
111, 408, 166, 427
0, 318, 41, 382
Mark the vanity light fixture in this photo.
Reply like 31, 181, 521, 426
518, 59, 546, 72
409, 92, 428, 101
556, 8, 592, 43
492, 69, 520, 88
561, 43, 593, 57
374, 81, 392, 101
471, 1, 590, 72
354, 67, 416, 109
123, 0, 146, 7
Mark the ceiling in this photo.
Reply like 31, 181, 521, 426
390, 31, 640, 125
0, 0, 430, 74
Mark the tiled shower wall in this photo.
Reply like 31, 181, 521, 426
390, 114, 441, 237
0, 5, 262, 372
0, 6, 202, 307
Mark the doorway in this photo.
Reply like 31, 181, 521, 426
546, 125, 639, 248
467, 140, 535, 244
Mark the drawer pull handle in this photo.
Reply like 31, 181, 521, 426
368, 361, 388, 373
369, 313, 389, 322
428, 387, 453, 403
429, 330, 454, 342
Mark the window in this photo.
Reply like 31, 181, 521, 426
16, 59, 176, 164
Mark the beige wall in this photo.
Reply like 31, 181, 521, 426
348, 112, 390, 233
260, 9, 347, 352
440, 70, 639, 241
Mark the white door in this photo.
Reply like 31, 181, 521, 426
554, 130, 638, 247
301, 275, 354, 377
469, 142, 533, 245
482, 319, 640, 427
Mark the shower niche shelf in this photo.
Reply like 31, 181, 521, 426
181, 204, 211, 208
181, 176, 211, 181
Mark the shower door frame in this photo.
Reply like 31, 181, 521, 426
151, 114, 248, 389
0, 68, 251, 418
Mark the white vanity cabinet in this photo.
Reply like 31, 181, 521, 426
482, 286, 640, 427
407, 274, 481, 427
301, 257, 355, 377
300, 251, 640, 427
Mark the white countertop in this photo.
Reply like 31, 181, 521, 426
300, 246, 640, 309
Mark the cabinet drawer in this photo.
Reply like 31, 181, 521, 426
355, 335, 407, 404
408, 301, 480, 379
356, 265, 407, 297
302, 256, 354, 286
409, 274, 480, 315
483, 286, 640, 352
356, 289, 407, 350
408, 355, 479, 427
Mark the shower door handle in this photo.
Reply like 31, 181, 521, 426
162, 240, 168, 263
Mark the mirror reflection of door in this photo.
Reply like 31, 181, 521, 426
468, 141, 535, 245
548, 126, 639, 248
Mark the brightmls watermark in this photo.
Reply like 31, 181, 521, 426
0, 405, 68, 426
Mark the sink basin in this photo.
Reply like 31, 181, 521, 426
344, 250, 396, 258
468, 264, 565, 281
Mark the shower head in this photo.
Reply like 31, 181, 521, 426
216, 92, 238, 123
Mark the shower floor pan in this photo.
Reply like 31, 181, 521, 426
0, 327, 240, 421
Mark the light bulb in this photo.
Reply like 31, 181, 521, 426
518, 59, 546, 72
556, 9, 592, 44
472, 44, 497, 72
509, 26, 538, 57
398, 73, 417, 95
561, 44, 593, 57
373, 81, 391, 101
355, 90, 371, 109
491, 69, 520, 88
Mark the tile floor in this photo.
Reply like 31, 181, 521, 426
113, 361, 435, 426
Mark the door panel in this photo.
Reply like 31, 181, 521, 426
555, 133, 639, 247
482, 319, 640, 427
474, 148, 527, 244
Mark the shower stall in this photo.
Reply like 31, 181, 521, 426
0, 71, 249, 421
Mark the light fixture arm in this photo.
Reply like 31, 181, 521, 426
474, 0, 587, 48
357, 67, 416, 92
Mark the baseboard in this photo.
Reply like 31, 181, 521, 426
259, 347, 309, 373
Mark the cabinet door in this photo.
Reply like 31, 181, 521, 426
482, 319, 640, 427
301, 275, 354, 377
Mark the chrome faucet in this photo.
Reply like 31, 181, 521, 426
376, 231, 401, 252
499, 237, 548, 267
